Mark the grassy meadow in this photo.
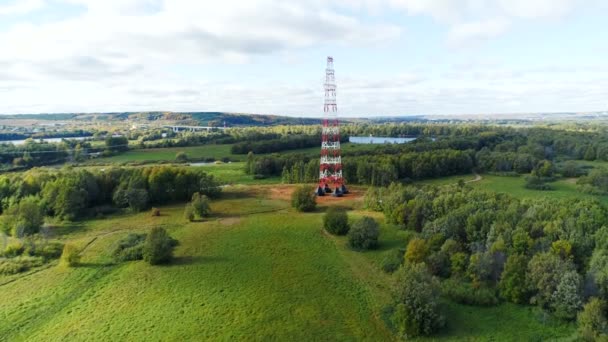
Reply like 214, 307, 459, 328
0, 186, 577, 341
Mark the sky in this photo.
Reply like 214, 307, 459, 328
0, 0, 607, 117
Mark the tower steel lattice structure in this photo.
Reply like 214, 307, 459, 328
316, 56, 348, 197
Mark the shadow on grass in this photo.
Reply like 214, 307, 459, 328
169, 255, 229, 266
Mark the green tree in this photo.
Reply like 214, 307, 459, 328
191, 192, 211, 218
291, 186, 316, 212
175, 152, 188, 162
527, 252, 576, 307
348, 216, 380, 250
392, 263, 444, 338
577, 298, 608, 341
105, 135, 129, 152
143, 227, 176, 265
323, 207, 349, 235
405, 238, 428, 264
550, 270, 582, 321
0, 196, 44, 237
60, 243, 80, 267
499, 253, 528, 304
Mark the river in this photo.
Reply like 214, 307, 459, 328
349, 136, 417, 144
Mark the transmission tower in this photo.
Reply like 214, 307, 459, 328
316, 56, 348, 197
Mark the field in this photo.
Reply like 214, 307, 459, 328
88, 142, 382, 165
0, 186, 577, 341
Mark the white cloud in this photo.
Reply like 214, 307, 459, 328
0, 0, 45, 16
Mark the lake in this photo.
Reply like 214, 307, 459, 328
1, 136, 89, 145
349, 136, 417, 144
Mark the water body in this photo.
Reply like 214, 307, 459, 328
1, 136, 89, 145
349, 136, 417, 144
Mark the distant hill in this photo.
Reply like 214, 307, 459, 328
0, 112, 323, 126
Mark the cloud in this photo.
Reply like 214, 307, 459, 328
389, 0, 584, 46
0, 0, 45, 16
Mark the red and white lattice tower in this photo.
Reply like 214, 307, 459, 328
316, 56, 348, 197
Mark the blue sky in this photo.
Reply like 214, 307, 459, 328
0, 0, 607, 117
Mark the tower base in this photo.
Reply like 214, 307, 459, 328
340, 184, 349, 194
332, 188, 343, 197
315, 186, 325, 196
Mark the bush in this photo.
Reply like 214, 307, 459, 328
291, 186, 316, 212
175, 152, 188, 162
323, 207, 349, 235
577, 297, 608, 341
3, 241, 25, 257
60, 243, 80, 267
392, 263, 444, 338
191, 192, 211, 218
184, 204, 195, 222
381, 248, 405, 273
405, 238, 428, 264
441, 279, 499, 306
36, 242, 64, 260
151, 207, 160, 216
0, 256, 44, 275
113, 233, 147, 262
142, 227, 177, 265
524, 176, 553, 190
348, 216, 380, 250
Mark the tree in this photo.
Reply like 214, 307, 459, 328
499, 253, 528, 304
577, 298, 608, 341
291, 186, 316, 212
175, 152, 188, 162
142, 227, 176, 265
589, 248, 608, 297
323, 207, 349, 235
105, 135, 129, 152
527, 252, 576, 307
191, 192, 211, 218
0, 196, 44, 237
184, 204, 195, 221
551, 270, 582, 321
405, 238, 428, 264
113, 188, 149, 212
348, 216, 380, 250
60, 243, 80, 267
392, 263, 444, 338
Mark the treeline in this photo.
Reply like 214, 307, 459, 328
231, 134, 344, 155
0, 166, 221, 236
366, 183, 608, 337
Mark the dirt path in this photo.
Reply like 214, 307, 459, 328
466, 172, 482, 183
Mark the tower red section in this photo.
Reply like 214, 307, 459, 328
317, 56, 347, 197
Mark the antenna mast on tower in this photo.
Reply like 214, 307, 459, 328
316, 56, 348, 197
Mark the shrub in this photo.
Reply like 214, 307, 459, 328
577, 298, 608, 341
191, 192, 211, 218
60, 243, 80, 267
524, 176, 553, 190
0, 256, 44, 275
175, 152, 188, 162
36, 242, 64, 260
381, 248, 405, 273
151, 207, 161, 216
113, 233, 147, 262
348, 216, 380, 250
143, 227, 177, 265
4, 241, 25, 257
392, 263, 444, 338
405, 238, 428, 264
291, 186, 316, 212
441, 278, 499, 306
184, 204, 195, 222
323, 207, 349, 235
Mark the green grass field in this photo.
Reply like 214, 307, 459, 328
89, 142, 380, 165
0, 186, 576, 341
91, 144, 238, 163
